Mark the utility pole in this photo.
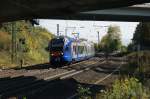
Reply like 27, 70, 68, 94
93, 25, 109, 44
57, 24, 59, 36
97, 31, 100, 44
11, 22, 14, 63
11, 22, 17, 63
65, 28, 67, 37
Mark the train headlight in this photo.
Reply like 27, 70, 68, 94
51, 53, 54, 56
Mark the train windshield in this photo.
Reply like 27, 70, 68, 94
50, 38, 64, 51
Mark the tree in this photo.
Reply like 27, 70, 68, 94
0, 20, 54, 65
94, 43, 99, 52
132, 22, 150, 50
99, 25, 122, 58
127, 43, 134, 52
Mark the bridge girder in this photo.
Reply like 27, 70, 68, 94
0, 0, 150, 22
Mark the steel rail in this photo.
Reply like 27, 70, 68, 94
67, 61, 123, 99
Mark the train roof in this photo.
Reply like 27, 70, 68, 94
52, 36, 72, 39
51, 36, 94, 44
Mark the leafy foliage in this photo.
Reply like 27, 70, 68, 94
80, 77, 150, 99
103, 77, 149, 99
0, 20, 54, 67
132, 22, 150, 50
0, 32, 11, 51
99, 25, 122, 57
77, 84, 91, 99
127, 51, 150, 74
127, 42, 134, 52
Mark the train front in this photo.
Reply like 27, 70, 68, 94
49, 37, 64, 65
49, 37, 72, 65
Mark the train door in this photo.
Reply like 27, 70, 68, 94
71, 42, 77, 60
63, 38, 72, 62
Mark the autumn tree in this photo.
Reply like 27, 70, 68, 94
99, 25, 122, 58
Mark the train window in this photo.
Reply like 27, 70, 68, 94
50, 38, 64, 51
78, 46, 84, 54
73, 44, 85, 54
51, 39, 64, 46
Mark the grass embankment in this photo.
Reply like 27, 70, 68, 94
100, 77, 149, 99
77, 51, 150, 99
0, 21, 54, 69
127, 51, 150, 74
103, 51, 150, 99
77, 77, 150, 99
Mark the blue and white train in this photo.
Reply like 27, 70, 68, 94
49, 36, 95, 65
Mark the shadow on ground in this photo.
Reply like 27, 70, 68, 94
0, 76, 105, 99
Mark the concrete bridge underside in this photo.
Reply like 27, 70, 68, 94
0, 0, 150, 22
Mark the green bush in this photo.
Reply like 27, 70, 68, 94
127, 51, 150, 74
102, 77, 149, 99
0, 20, 54, 67
0, 32, 11, 50
77, 84, 91, 99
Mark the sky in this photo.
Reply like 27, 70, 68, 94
39, 19, 139, 46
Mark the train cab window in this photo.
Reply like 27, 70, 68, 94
50, 38, 64, 51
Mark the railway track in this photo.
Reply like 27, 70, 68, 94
67, 58, 124, 99
28, 57, 123, 99
0, 57, 105, 98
